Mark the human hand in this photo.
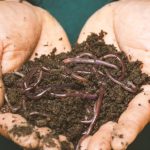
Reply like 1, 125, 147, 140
0, 1, 72, 149
78, 0, 150, 149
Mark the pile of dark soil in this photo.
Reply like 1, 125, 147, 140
1, 32, 150, 147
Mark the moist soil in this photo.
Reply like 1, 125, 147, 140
1, 32, 150, 147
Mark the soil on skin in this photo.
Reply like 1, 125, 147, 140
1, 33, 150, 147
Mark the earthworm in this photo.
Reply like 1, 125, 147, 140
23, 68, 38, 89
24, 69, 43, 91
25, 88, 50, 100
42, 66, 69, 79
86, 86, 105, 135
63, 57, 119, 69
75, 70, 92, 75
76, 52, 103, 77
66, 92, 98, 100
56, 92, 96, 100
101, 54, 125, 80
29, 111, 49, 118
24, 82, 78, 98
25, 87, 98, 100
97, 70, 105, 76
22, 99, 26, 111
81, 119, 92, 124
71, 73, 88, 83
76, 52, 96, 60
76, 86, 105, 150
42, 65, 68, 72
127, 81, 137, 89
13, 72, 25, 78
105, 70, 137, 93
92, 66, 104, 76
4, 94, 20, 113
41, 66, 50, 72
63, 55, 92, 83
62, 66, 89, 83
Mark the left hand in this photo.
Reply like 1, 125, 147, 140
78, 0, 150, 149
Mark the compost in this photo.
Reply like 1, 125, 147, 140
1, 32, 150, 148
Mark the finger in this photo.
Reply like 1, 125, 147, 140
77, 1, 119, 50
36, 127, 61, 150
0, 42, 4, 107
0, 1, 42, 74
0, 113, 40, 149
58, 135, 74, 150
35, 128, 74, 150
112, 85, 150, 150
80, 136, 92, 150
87, 121, 116, 150
30, 6, 71, 60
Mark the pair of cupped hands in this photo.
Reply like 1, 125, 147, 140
0, 0, 150, 150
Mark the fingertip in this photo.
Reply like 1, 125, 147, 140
111, 124, 129, 150
88, 121, 116, 150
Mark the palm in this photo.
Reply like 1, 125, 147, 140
78, 0, 150, 149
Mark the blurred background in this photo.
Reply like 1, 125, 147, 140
0, 0, 150, 149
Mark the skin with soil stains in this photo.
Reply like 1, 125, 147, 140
1, 32, 150, 148
9, 125, 33, 137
